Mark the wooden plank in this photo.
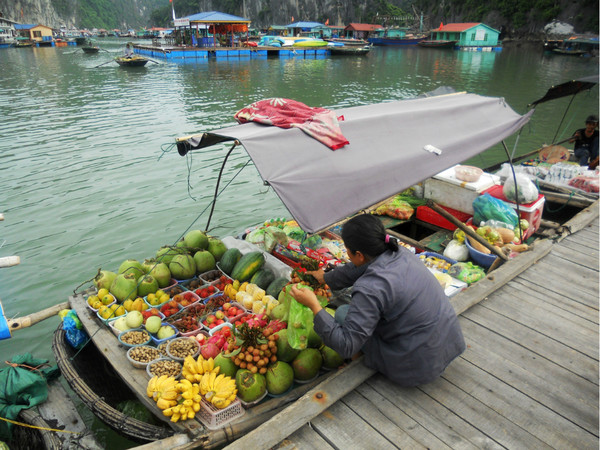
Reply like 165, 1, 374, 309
450, 239, 553, 316
309, 401, 400, 449
439, 353, 598, 448
551, 244, 598, 269
462, 306, 598, 383
339, 389, 429, 449
510, 277, 598, 322
354, 380, 484, 449
506, 278, 598, 324
275, 424, 334, 450
460, 317, 599, 431
222, 358, 376, 450
480, 289, 599, 357
552, 236, 599, 257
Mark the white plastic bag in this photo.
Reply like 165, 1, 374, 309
503, 173, 538, 204
443, 239, 469, 262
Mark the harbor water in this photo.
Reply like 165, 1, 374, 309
0, 39, 597, 447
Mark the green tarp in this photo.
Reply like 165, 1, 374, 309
0, 353, 59, 439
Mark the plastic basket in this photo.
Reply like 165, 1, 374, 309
166, 337, 200, 362
197, 398, 245, 430
127, 345, 161, 369
199, 270, 222, 284
237, 390, 268, 408
464, 238, 498, 269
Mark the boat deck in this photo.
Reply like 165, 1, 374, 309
224, 212, 599, 449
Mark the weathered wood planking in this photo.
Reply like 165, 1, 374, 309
551, 243, 598, 268
459, 317, 599, 432
509, 277, 598, 323
275, 425, 334, 450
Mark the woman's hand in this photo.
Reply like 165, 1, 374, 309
289, 284, 322, 315
306, 268, 325, 285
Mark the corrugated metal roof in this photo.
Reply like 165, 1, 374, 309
15, 24, 35, 30
285, 22, 324, 28
345, 23, 380, 32
438, 23, 482, 32
184, 11, 249, 23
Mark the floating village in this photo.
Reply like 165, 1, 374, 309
0, 6, 598, 450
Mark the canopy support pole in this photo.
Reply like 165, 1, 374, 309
205, 141, 240, 232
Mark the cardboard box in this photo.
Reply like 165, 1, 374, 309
423, 165, 501, 214
482, 185, 545, 240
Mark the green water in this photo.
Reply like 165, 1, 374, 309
0, 39, 597, 447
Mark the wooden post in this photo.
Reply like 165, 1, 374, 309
6, 301, 70, 332
426, 200, 508, 261
0, 256, 20, 268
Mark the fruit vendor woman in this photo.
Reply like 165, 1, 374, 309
289, 214, 465, 386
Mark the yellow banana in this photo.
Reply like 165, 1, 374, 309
162, 407, 174, 417
156, 397, 177, 410
171, 412, 181, 423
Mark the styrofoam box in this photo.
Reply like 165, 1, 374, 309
221, 236, 292, 279
424, 165, 501, 214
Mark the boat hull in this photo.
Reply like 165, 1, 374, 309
418, 40, 457, 49
115, 56, 149, 67
368, 37, 425, 46
329, 45, 372, 55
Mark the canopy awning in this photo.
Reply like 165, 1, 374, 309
528, 74, 598, 107
177, 93, 533, 233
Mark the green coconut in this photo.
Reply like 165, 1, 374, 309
155, 246, 185, 265
94, 270, 117, 291
292, 348, 323, 381
269, 302, 289, 322
235, 369, 266, 403
169, 254, 196, 280
141, 258, 156, 274
193, 250, 216, 274
320, 346, 344, 370
117, 259, 144, 278
110, 272, 138, 302
266, 361, 294, 395
274, 329, 300, 362
214, 353, 238, 379
307, 328, 323, 348
148, 261, 171, 288
207, 237, 228, 262
184, 230, 209, 251
137, 274, 159, 298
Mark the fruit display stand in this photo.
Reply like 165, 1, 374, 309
222, 236, 293, 279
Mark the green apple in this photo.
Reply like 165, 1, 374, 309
145, 316, 162, 334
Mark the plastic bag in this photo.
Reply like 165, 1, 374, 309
568, 175, 599, 193
473, 193, 519, 228
443, 239, 469, 262
287, 286, 315, 350
245, 228, 267, 250
448, 262, 486, 284
263, 227, 288, 252
373, 196, 414, 220
503, 173, 539, 203
60, 309, 87, 349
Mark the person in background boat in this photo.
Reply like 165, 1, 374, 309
289, 214, 466, 387
123, 43, 133, 58
570, 114, 599, 166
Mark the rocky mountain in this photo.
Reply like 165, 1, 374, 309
0, 0, 597, 38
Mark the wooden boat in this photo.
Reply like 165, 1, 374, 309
418, 39, 457, 48
81, 46, 100, 54
14, 39, 34, 48
329, 44, 372, 56
326, 37, 370, 47
115, 55, 149, 67
551, 37, 599, 57
368, 28, 426, 46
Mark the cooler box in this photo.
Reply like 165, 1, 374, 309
423, 165, 501, 214
481, 185, 545, 240
416, 205, 472, 231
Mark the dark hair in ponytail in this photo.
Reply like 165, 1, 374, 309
341, 214, 399, 259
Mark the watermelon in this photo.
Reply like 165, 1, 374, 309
219, 248, 242, 275
266, 276, 290, 298
230, 251, 265, 282
250, 268, 275, 290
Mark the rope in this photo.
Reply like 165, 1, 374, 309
0, 415, 80, 435
544, 192, 575, 212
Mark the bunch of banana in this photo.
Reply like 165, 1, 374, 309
223, 283, 238, 301
182, 355, 220, 383
238, 282, 249, 292
146, 375, 179, 410
200, 372, 237, 409
161, 379, 203, 422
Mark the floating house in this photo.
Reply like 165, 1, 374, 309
0, 16, 17, 47
15, 23, 55, 46
285, 21, 328, 38
431, 23, 501, 51
343, 23, 380, 40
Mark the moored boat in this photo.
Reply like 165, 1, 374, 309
115, 55, 149, 67
368, 28, 426, 46
418, 39, 457, 48
81, 46, 100, 54
329, 44, 372, 55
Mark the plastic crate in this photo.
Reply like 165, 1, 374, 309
416, 205, 472, 231
197, 398, 245, 430
481, 185, 545, 240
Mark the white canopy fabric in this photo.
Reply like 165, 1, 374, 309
178, 93, 533, 233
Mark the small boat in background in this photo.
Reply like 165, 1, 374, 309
418, 39, 457, 49
329, 44, 372, 56
82, 45, 100, 54
326, 37, 370, 47
115, 55, 149, 67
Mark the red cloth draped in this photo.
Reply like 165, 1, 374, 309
234, 98, 349, 150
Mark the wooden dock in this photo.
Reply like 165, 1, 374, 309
224, 214, 599, 449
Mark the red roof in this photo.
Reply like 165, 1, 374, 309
438, 23, 481, 32
345, 23, 381, 32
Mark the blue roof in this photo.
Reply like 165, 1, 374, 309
184, 11, 249, 22
285, 22, 325, 28
15, 24, 35, 30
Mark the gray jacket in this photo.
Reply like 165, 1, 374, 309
316, 247, 465, 386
